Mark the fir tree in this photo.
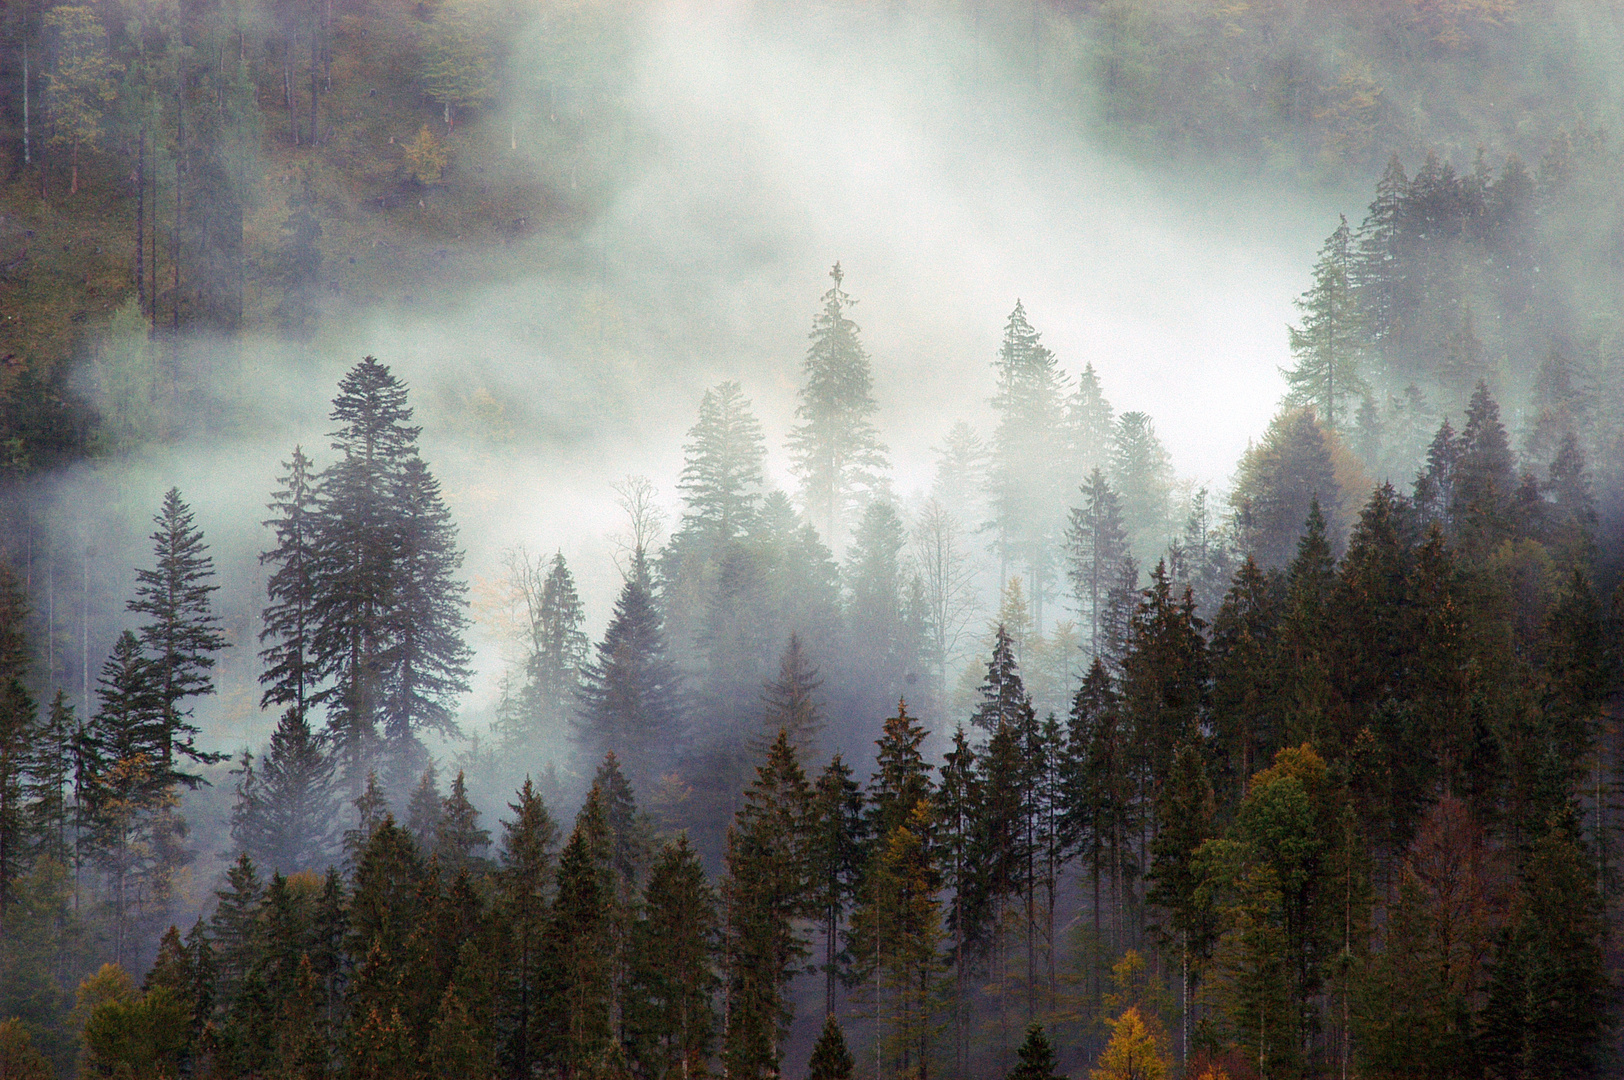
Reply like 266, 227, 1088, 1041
405, 768, 443, 853
934, 726, 981, 1076
1067, 361, 1116, 475
1451, 381, 1516, 558
508, 551, 590, 750
845, 500, 915, 713
260, 446, 322, 716
128, 487, 229, 785
545, 793, 615, 1080
970, 626, 1030, 735
1010, 1023, 1063, 1080
0, 676, 35, 935
1110, 413, 1175, 566
788, 263, 888, 543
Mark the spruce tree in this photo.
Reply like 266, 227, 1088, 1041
787, 263, 888, 544
128, 487, 228, 785
260, 446, 322, 717
987, 300, 1070, 624
1120, 562, 1209, 787
507, 551, 589, 750
1451, 380, 1516, 558
1284, 216, 1366, 432
807, 753, 865, 1016
0, 676, 35, 934
970, 626, 1029, 735
721, 730, 811, 1080
230, 707, 337, 874
1110, 412, 1175, 567
545, 793, 615, 1079
845, 500, 915, 713
761, 633, 824, 757
381, 456, 472, 779
435, 770, 491, 875
1147, 744, 1217, 1067
1068, 468, 1130, 662
678, 381, 768, 543
1009, 1023, 1062, 1080
496, 777, 558, 1080
574, 550, 684, 791
1067, 361, 1115, 476
934, 726, 981, 1076
806, 1013, 854, 1080
405, 768, 443, 852
625, 836, 720, 1080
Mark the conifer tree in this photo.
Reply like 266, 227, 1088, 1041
381, 456, 472, 776
867, 700, 934, 846
1284, 216, 1365, 432
788, 263, 888, 543
761, 633, 824, 757
1067, 361, 1116, 476
0, 676, 35, 935
1208, 557, 1283, 797
626, 836, 720, 1080
405, 768, 443, 853
1069, 468, 1130, 662
1089, 1009, 1168, 1080
1230, 408, 1342, 569
1110, 413, 1175, 566
721, 731, 811, 1080
545, 792, 615, 1079
508, 551, 590, 748
679, 381, 769, 543
260, 446, 322, 717
1451, 381, 1516, 558
1064, 658, 1133, 957
1120, 561, 1209, 786
230, 707, 337, 874
1147, 744, 1217, 1067
845, 500, 915, 712
806, 1013, 854, 1080
807, 754, 864, 1016
934, 726, 981, 1076
987, 300, 1070, 624
496, 777, 558, 1080
970, 626, 1029, 735
575, 551, 684, 790
128, 487, 228, 785
435, 770, 491, 875
211, 852, 264, 1010
1011, 1023, 1064, 1080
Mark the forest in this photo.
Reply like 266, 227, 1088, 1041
1, 2, 1624, 1080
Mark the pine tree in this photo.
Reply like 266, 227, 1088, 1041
1147, 745, 1217, 1068
575, 551, 684, 790
867, 700, 934, 846
1064, 658, 1134, 959
1069, 468, 1131, 662
845, 500, 915, 713
806, 1013, 854, 1080
1208, 557, 1283, 799
625, 836, 720, 1080
406, 768, 443, 852
788, 263, 889, 543
1451, 381, 1516, 558
1230, 408, 1342, 569
807, 754, 864, 1016
211, 852, 265, 1010
1120, 562, 1209, 787
260, 446, 322, 717
931, 421, 990, 530
1353, 154, 1409, 361
1284, 216, 1366, 432
679, 381, 769, 543
128, 487, 228, 786
1067, 362, 1116, 475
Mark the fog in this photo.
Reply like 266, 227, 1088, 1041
32, 1, 1351, 783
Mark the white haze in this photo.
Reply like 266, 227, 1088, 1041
45, 1, 1356, 768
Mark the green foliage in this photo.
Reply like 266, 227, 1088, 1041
806, 1013, 853, 1080
420, 0, 497, 129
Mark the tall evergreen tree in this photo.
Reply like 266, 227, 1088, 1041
678, 381, 768, 543
761, 634, 824, 757
788, 263, 888, 544
807, 754, 864, 1016
1110, 413, 1174, 566
496, 777, 558, 1080
574, 551, 684, 790
230, 707, 337, 874
260, 446, 322, 717
544, 792, 615, 1080
626, 836, 720, 1080
987, 300, 1069, 625
1068, 468, 1130, 663
721, 731, 810, 1080
1284, 216, 1366, 432
970, 626, 1030, 736
506, 551, 590, 750
845, 500, 917, 714
128, 487, 228, 786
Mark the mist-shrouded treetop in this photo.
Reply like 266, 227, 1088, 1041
788, 263, 888, 547
678, 381, 768, 545
1284, 216, 1366, 434
987, 300, 1069, 629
